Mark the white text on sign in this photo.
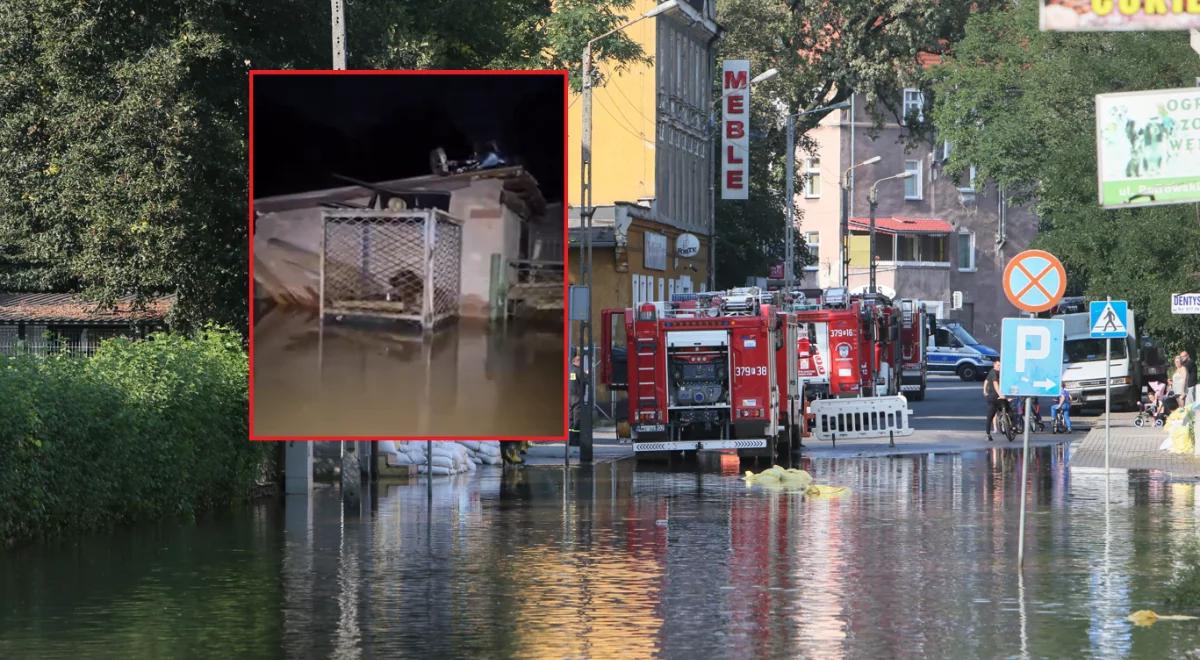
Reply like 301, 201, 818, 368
721, 60, 750, 201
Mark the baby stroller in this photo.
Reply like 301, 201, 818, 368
1013, 396, 1046, 432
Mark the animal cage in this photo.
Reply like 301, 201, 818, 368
320, 209, 462, 330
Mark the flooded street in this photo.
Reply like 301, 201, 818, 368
5, 447, 1200, 658
252, 310, 564, 437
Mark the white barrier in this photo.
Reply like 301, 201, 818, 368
808, 395, 914, 446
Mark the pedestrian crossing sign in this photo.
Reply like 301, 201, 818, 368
1089, 300, 1128, 339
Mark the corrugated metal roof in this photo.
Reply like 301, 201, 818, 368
0, 293, 175, 324
848, 216, 954, 235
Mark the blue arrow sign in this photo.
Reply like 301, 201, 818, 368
1000, 318, 1065, 397
1089, 300, 1128, 339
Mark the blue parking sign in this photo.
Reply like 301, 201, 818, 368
999, 318, 1065, 397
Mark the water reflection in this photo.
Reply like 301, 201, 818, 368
4, 449, 1200, 658
252, 309, 564, 437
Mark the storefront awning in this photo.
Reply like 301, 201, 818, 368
848, 216, 953, 235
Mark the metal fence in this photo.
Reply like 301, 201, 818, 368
0, 325, 132, 357
320, 209, 462, 330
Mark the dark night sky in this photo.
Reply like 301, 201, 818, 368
252, 73, 565, 202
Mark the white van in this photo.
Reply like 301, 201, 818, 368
1055, 311, 1141, 410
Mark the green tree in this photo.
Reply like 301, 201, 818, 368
929, 0, 1200, 352
714, 0, 1000, 288
0, 1, 643, 330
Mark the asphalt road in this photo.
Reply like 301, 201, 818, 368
531, 374, 1146, 462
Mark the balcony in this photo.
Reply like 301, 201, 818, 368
845, 216, 953, 301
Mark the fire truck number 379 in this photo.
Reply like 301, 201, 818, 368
735, 366, 768, 377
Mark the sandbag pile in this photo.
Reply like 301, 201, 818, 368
377, 441, 503, 474
1161, 407, 1196, 455
742, 465, 850, 498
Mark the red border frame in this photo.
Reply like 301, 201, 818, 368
248, 69, 570, 442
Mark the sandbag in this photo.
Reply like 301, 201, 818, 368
378, 440, 398, 455
418, 464, 454, 475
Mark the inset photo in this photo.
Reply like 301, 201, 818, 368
250, 71, 566, 440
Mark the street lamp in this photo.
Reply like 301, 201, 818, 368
579, 0, 680, 462
840, 155, 881, 288
784, 99, 851, 293
708, 67, 779, 291
867, 170, 915, 295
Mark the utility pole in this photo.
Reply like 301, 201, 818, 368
580, 43, 594, 463
331, 0, 347, 69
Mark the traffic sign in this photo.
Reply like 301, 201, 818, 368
1002, 250, 1067, 314
1000, 318, 1065, 397
1089, 300, 1128, 339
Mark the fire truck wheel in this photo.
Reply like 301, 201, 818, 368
957, 364, 979, 381
909, 387, 925, 402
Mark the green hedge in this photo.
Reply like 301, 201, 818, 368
0, 328, 267, 546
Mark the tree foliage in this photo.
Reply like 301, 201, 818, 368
714, 0, 1000, 288
0, 0, 643, 330
929, 0, 1200, 352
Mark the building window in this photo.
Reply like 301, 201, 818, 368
897, 235, 918, 262
804, 231, 819, 269
902, 88, 924, 123
904, 160, 923, 200
918, 235, 947, 262
941, 140, 952, 163
966, 165, 978, 190
958, 229, 976, 271
869, 232, 895, 262
803, 157, 821, 198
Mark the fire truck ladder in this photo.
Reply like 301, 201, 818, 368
633, 336, 660, 422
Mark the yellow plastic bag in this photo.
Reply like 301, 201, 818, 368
1170, 424, 1194, 455
743, 466, 847, 496
1128, 610, 1199, 627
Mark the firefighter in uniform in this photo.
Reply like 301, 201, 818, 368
569, 349, 585, 446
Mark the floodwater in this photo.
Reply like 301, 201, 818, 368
5, 448, 1200, 658
252, 309, 564, 437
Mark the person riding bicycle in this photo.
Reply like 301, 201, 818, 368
984, 359, 1009, 442
1050, 390, 1072, 433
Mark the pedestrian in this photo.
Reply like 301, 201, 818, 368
983, 358, 1009, 441
1182, 350, 1196, 402
1172, 355, 1188, 409
569, 349, 586, 447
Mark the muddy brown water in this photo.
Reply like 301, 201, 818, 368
252, 309, 564, 437
4, 447, 1200, 658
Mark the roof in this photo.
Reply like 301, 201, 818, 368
848, 216, 954, 235
567, 227, 617, 248
253, 166, 547, 220
0, 293, 176, 325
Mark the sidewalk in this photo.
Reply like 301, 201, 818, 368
522, 427, 635, 466
1069, 426, 1200, 478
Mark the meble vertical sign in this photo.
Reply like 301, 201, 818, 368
721, 60, 750, 200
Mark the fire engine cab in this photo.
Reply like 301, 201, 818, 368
601, 288, 797, 457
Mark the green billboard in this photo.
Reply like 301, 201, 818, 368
1096, 87, 1200, 209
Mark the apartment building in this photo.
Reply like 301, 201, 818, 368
793, 89, 1039, 346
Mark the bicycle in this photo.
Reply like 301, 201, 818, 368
995, 399, 1017, 442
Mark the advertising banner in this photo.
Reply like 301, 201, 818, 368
1041, 1, 1200, 31
721, 59, 750, 200
1172, 293, 1200, 314
1095, 87, 1200, 208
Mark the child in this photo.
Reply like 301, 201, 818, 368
1050, 391, 1072, 432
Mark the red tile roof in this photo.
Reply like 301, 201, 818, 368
848, 216, 954, 234
0, 293, 175, 324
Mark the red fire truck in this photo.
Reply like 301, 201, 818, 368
600, 288, 797, 457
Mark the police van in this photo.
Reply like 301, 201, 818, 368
925, 321, 1000, 381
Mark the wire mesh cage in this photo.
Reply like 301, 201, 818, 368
320, 209, 462, 330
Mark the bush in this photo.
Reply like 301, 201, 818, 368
0, 327, 267, 546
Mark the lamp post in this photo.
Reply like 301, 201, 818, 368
840, 156, 881, 289
867, 171, 915, 294
707, 68, 778, 291
784, 100, 851, 293
580, 0, 680, 463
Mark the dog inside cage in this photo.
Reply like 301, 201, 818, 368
320, 209, 463, 332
